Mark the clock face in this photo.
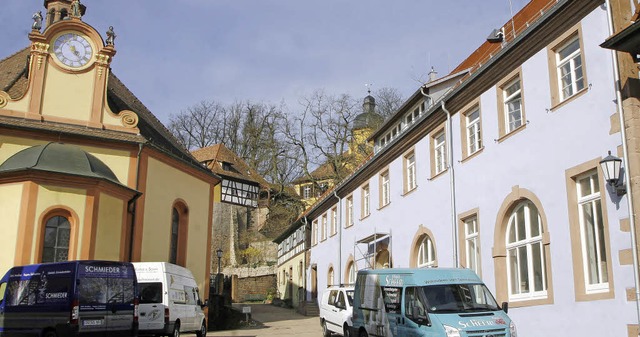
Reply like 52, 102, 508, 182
53, 33, 93, 68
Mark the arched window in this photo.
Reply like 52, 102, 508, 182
42, 215, 70, 262
417, 235, 436, 268
169, 207, 179, 264
169, 202, 189, 266
327, 267, 334, 287
346, 262, 357, 285
59, 9, 68, 20
506, 200, 547, 300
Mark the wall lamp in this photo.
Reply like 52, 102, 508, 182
599, 151, 627, 196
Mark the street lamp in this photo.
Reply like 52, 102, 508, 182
599, 151, 627, 196
216, 248, 223, 274
216, 249, 223, 295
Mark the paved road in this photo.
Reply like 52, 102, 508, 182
203, 303, 324, 337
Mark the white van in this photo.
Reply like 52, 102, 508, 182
133, 262, 207, 337
320, 285, 354, 337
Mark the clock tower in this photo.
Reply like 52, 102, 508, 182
0, 0, 138, 132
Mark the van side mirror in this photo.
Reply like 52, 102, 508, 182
501, 301, 508, 314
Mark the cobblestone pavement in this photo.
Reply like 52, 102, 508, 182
195, 303, 324, 337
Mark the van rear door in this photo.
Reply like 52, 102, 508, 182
138, 281, 164, 330
77, 261, 136, 335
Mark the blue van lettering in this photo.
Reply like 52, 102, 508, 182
85, 266, 120, 274
385, 275, 404, 286
459, 319, 496, 328
46, 292, 67, 299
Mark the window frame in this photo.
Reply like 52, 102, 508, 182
458, 208, 481, 277
346, 195, 354, 227
379, 169, 391, 208
429, 123, 447, 178
169, 202, 189, 267
496, 68, 527, 142
547, 24, 588, 110
459, 99, 484, 160
410, 226, 438, 268
417, 235, 436, 268
321, 214, 327, 242
505, 201, 547, 302
493, 187, 553, 308
312, 219, 318, 246
403, 150, 417, 194
361, 184, 370, 218
41, 214, 71, 263
327, 266, 335, 287
565, 160, 614, 301
330, 207, 338, 236
302, 184, 311, 199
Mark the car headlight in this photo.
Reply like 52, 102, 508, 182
443, 325, 461, 337
509, 321, 517, 337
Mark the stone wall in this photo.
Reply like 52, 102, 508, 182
231, 273, 277, 302
212, 202, 276, 270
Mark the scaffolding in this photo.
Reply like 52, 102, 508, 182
354, 229, 392, 270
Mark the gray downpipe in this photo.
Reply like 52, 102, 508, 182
334, 191, 342, 284
302, 216, 309, 302
440, 101, 459, 268
605, 0, 640, 332
420, 87, 459, 268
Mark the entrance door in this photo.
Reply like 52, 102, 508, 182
311, 265, 318, 301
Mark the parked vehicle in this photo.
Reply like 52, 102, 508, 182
320, 285, 354, 337
133, 262, 207, 337
0, 260, 138, 337
351, 268, 517, 337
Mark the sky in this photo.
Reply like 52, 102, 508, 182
1, 1, 529, 125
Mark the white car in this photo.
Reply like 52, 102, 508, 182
320, 286, 354, 337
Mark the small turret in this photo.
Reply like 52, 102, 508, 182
43, 0, 86, 28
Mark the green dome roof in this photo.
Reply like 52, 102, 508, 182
0, 142, 121, 184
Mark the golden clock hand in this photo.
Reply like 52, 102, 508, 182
70, 45, 80, 57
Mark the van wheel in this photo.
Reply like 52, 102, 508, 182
171, 322, 180, 337
343, 324, 351, 337
42, 330, 57, 337
196, 320, 206, 337
321, 319, 331, 337
358, 329, 368, 337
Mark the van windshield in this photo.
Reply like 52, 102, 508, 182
418, 283, 500, 314
138, 282, 163, 304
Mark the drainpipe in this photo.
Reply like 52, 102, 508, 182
441, 101, 459, 268
420, 87, 459, 268
333, 191, 342, 285
127, 142, 145, 262
605, 0, 640, 332
302, 216, 309, 302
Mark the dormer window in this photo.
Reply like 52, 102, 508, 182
222, 162, 232, 171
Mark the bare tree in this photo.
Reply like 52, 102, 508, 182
283, 90, 363, 187
373, 87, 404, 119
167, 100, 226, 150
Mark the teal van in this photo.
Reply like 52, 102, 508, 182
0, 260, 138, 337
351, 268, 516, 337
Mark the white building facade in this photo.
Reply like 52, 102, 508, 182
304, 0, 640, 335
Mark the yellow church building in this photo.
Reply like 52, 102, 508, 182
0, 0, 219, 296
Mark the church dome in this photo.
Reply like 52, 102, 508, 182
0, 142, 121, 184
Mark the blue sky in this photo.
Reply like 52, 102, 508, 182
2, 1, 528, 124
